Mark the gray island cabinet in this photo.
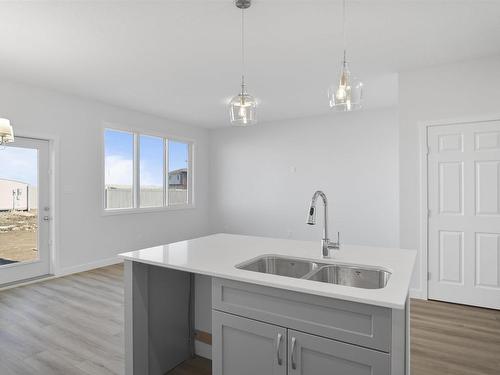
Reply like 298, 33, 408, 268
212, 278, 407, 375
121, 234, 415, 375
124, 262, 408, 375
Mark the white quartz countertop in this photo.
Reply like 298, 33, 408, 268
119, 233, 416, 309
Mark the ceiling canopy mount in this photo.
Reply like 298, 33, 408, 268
235, 0, 251, 10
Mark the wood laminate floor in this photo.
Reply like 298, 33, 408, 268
1, 264, 499, 375
0, 264, 125, 375
411, 298, 500, 375
167, 357, 211, 375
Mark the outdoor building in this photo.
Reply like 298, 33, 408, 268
0, 178, 37, 211
168, 168, 188, 189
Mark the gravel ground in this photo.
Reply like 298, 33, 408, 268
0, 210, 38, 263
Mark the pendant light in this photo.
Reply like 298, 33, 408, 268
229, 0, 257, 126
328, 0, 363, 111
0, 118, 14, 146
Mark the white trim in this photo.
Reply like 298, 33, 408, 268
101, 204, 196, 216
56, 256, 123, 277
409, 288, 425, 300
100, 126, 107, 213
164, 137, 168, 206
418, 121, 429, 300
418, 113, 500, 302
101, 122, 195, 213
0, 275, 57, 291
134, 132, 140, 208
0, 257, 123, 291
195, 341, 212, 360
1, 132, 60, 280
49, 136, 60, 275
420, 113, 500, 128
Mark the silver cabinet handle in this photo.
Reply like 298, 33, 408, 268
291, 336, 297, 370
275, 333, 283, 365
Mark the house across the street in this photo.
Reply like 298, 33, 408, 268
168, 168, 188, 189
0, 178, 37, 211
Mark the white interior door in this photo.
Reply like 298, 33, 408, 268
428, 120, 500, 309
0, 136, 51, 285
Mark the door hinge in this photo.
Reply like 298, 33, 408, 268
426, 145, 431, 155
427, 209, 431, 218
428, 272, 431, 281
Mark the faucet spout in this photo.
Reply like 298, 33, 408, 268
306, 190, 339, 257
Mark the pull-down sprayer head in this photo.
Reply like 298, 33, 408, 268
307, 205, 316, 225
307, 190, 327, 226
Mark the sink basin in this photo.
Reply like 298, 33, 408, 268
306, 265, 391, 289
236, 256, 320, 279
236, 255, 391, 289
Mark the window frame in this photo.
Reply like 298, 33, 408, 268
101, 124, 195, 215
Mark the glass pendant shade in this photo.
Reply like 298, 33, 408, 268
229, 88, 257, 126
328, 61, 363, 111
0, 118, 14, 145
328, 0, 363, 112
230, 0, 258, 126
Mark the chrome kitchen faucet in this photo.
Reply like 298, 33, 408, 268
307, 190, 340, 257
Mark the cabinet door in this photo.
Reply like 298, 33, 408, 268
288, 330, 390, 375
212, 310, 286, 375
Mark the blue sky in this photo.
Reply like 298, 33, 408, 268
0, 147, 38, 186
104, 129, 188, 187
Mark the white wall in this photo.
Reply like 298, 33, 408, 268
0, 79, 211, 274
209, 108, 400, 248
399, 56, 500, 296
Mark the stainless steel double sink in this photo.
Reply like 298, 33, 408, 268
236, 255, 391, 289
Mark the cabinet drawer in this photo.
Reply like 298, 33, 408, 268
212, 278, 391, 352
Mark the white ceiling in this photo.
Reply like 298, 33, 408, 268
0, 0, 499, 128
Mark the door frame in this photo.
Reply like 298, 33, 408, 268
5, 130, 60, 279
418, 113, 500, 301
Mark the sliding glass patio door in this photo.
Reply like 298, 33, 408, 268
0, 136, 50, 285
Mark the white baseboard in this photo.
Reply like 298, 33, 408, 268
1, 257, 123, 291
0, 274, 58, 291
409, 288, 426, 300
195, 341, 212, 360
56, 256, 123, 277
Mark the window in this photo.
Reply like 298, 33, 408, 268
104, 129, 134, 209
140, 135, 164, 207
104, 128, 193, 211
168, 140, 189, 205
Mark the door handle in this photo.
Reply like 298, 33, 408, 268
291, 336, 297, 370
275, 333, 283, 365
43, 216, 51, 221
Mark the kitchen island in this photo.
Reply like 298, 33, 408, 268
120, 233, 416, 375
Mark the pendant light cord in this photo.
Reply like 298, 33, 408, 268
241, 7, 246, 92
342, 0, 347, 64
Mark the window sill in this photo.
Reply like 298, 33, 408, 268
101, 204, 196, 216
